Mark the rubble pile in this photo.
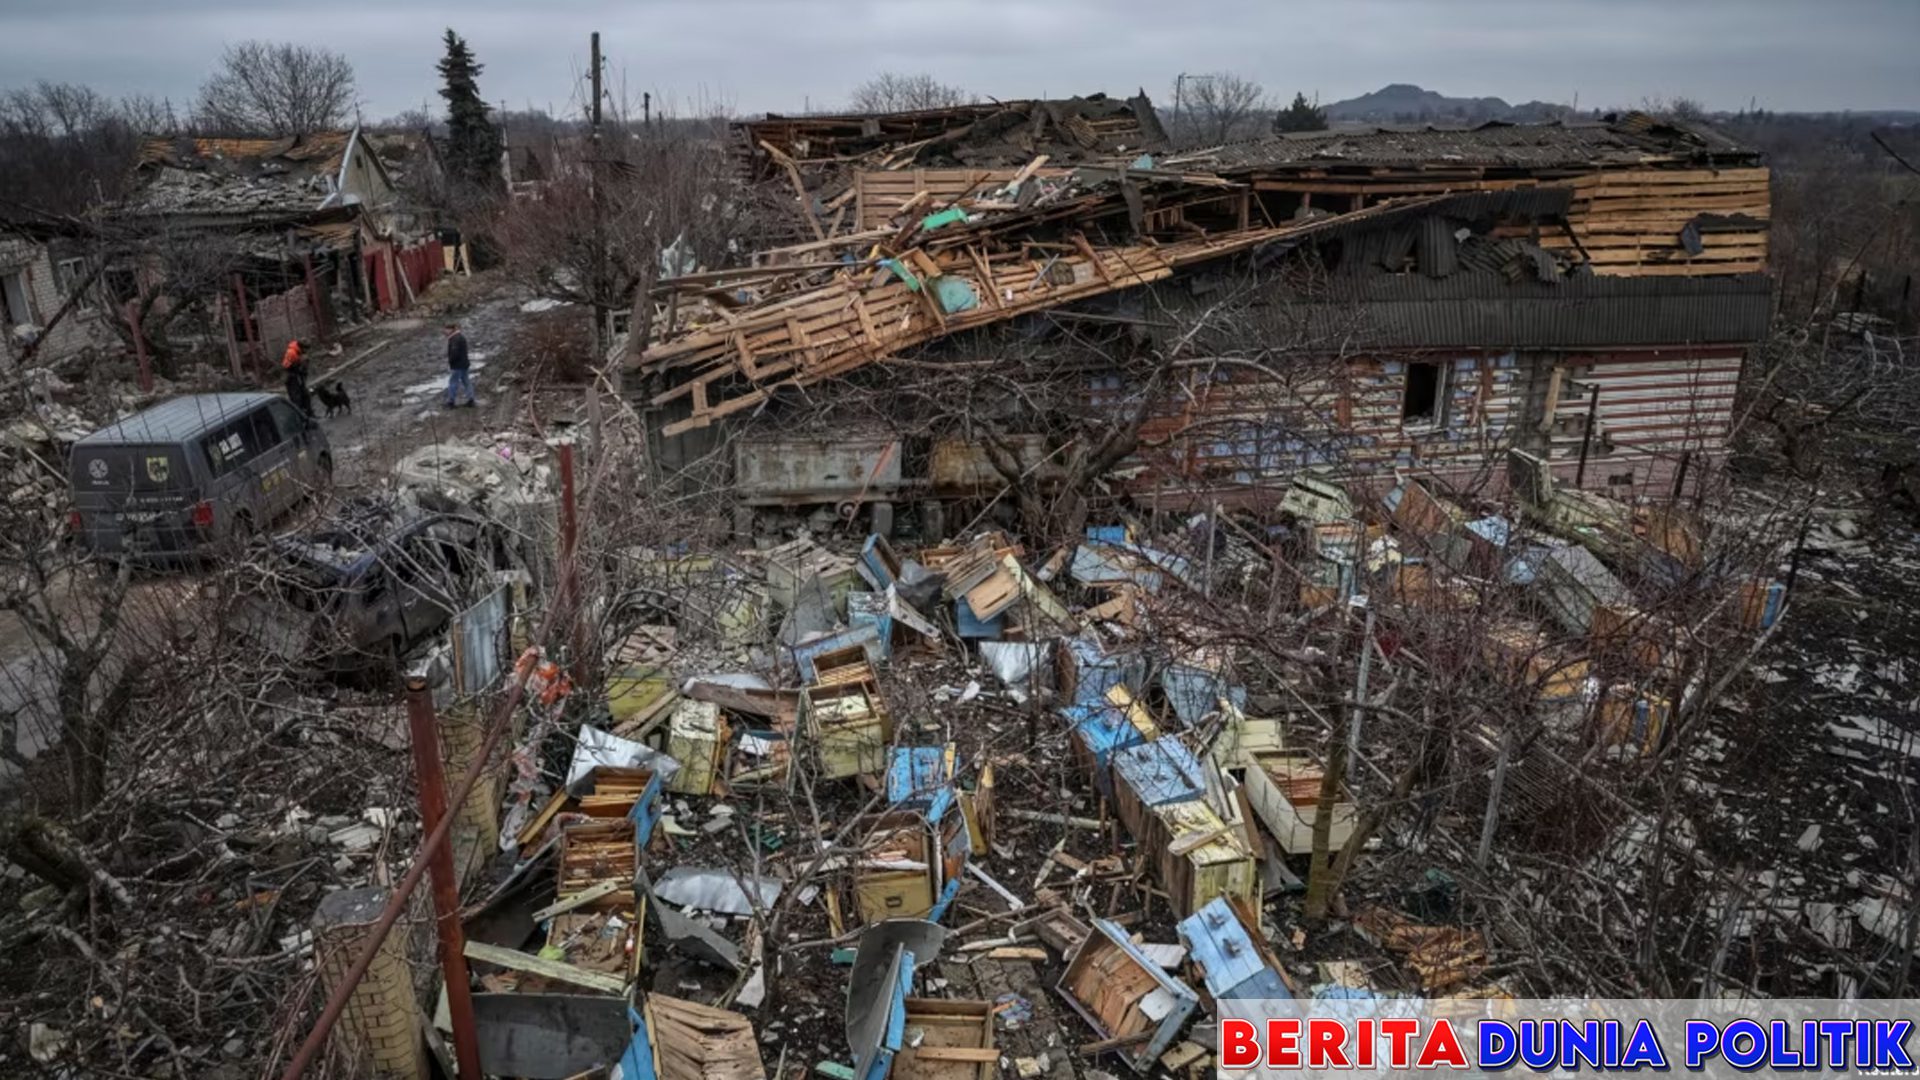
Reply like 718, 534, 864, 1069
1, 369, 177, 525
442, 443, 1801, 1078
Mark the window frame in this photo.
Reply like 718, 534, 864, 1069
0, 269, 32, 327
54, 257, 94, 309
1400, 360, 1450, 432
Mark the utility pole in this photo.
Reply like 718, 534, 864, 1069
588, 32, 610, 450
589, 32, 608, 365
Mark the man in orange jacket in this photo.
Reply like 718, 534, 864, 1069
282, 339, 312, 416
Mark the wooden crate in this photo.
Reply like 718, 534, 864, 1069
667, 700, 729, 796
1057, 920, 1198, 1072
1240, 750, 1356, 856
804, 681, 892, 779
894, 999, 996, 1080
853, 817, 937, 924
558, 820, 638, 912
1152, 800, 1259, 921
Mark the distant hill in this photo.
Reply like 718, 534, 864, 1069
1323, 84, 1568, 125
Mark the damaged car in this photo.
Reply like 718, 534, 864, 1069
231, 498, 504, 677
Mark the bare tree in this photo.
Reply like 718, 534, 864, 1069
496, 125, 774, 343
1172, 72, 1270, 147
848, 72, 971, 114
0, 82, 154, 214
194, 41, 357, 136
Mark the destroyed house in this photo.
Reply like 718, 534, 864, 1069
115, 130, 448, 358
635, 111, 1770, 517
735, 92, 1166, 177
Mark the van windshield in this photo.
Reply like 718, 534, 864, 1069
70, 445, 191, 497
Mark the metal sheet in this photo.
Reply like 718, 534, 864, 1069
471, 993, 630, 1079
654, 866, 783, 916
733, 437, 901, 500
451, 585, 510, 696
847, 920, 949, 1080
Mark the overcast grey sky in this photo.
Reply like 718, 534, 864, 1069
2, 0, 1915, 121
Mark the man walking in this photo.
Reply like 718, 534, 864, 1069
444, 322, 475, 408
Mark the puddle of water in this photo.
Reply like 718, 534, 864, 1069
402, 359, 488, 397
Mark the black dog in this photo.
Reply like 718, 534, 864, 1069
314, 381, 352, 417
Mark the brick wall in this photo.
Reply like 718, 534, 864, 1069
438, 701, 501, 884
0, 237, 115, 368
311, 888, 427, 1080
254, 284, 321, 356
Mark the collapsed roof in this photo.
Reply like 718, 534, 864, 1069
1165, 112, 1758, 175
736, 92, 1166, 174
122, 130, 385, 222
638, 112, 1770, 433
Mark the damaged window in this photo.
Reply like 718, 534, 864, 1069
1401, 361, 1447, 429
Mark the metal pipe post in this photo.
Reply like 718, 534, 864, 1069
232, 274, 262, 381
123, 299, 152, 394
556, 440, 586, 681
277, 667, 535, 1080
404, 678, 481, 1080
1574, 387, 1601, 489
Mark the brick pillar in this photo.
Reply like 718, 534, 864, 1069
438, 700, 499, 883
311, 888, 425, 1080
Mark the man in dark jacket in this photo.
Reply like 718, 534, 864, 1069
444, 323, 475, 408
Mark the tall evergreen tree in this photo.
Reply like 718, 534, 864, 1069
437, 29, 503, 195
1273, 91, 1330, 134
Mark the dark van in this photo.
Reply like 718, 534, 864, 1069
69, 393, 332, 559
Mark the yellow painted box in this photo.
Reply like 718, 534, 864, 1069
666, 699, 728, 796
1152, 799, 1259, 921
803, 681, 892, 779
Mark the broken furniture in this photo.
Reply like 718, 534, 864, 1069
1057, 918, 1199, 1073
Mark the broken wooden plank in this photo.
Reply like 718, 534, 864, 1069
908, 1047, 1002, 1064
533, 880, 623, 921
463, 940, 628, 994
964, 863, 1026, 911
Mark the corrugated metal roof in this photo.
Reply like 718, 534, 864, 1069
1167, 116, 1757, 173
77, 393, 279, 445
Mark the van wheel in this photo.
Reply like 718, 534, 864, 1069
230, 510, 255, 547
